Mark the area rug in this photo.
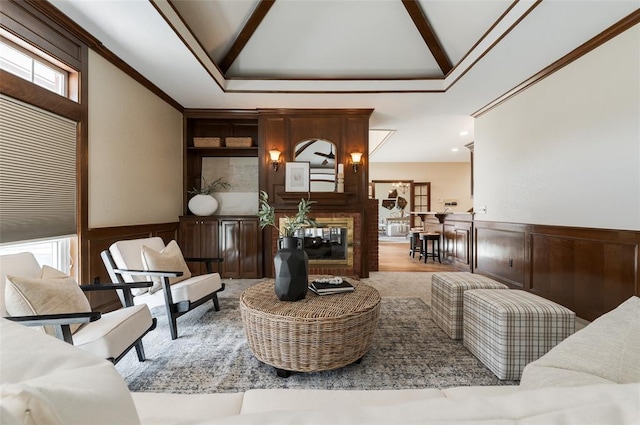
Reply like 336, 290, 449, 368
115, 296, 518, 393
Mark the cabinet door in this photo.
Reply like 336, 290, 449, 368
179, 217, 219, 275
179, 219, 201, 258
220, 218, 262, 278
238, 219, 260, 278
199, 220, 219, 260
220, 220, 240, 278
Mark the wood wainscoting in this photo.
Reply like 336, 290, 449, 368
474, 220, 640, 321
85, 222, 179, 313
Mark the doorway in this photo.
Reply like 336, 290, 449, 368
371, 180, 413, 242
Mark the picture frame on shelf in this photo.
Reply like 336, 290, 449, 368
285, 162, 310, 192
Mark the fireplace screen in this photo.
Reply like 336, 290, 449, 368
297, 227, 346, 261
282, 217, 354, 266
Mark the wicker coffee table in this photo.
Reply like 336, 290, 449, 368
239, 278, 381, 377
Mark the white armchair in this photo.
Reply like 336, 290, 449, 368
0, 252, 156, 364
101, 237, 225, 340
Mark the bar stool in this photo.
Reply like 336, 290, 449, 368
409, 231, 422, 258
420, 233, 441, 263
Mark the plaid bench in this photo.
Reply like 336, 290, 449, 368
463, 289, 576, 380
431, 272, 508, 339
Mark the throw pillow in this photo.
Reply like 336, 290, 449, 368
140, 240, 192, 294
5, 268, 92, 336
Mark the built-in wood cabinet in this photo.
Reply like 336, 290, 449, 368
178, 216, 220, 275
181, 110, 263, 278
178, 216, 262, 279
183, 110, 259, 213
219, 217, 262, 278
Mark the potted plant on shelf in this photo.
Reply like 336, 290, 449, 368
188, 177, 231, 216
257, 190, 317, 301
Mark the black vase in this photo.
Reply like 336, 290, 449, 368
274, 237, 309, 301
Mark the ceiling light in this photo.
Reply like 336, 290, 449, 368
459, 131, 469, 136
451, 148, 459, 152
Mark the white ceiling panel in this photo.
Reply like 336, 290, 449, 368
229, 0, 441, 78
45, 0, 638, 162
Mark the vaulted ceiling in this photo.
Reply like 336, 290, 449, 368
49, 0, 639, 162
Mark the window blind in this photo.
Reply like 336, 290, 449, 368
0, 95, 77, 243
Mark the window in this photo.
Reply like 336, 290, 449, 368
0, 39, 67, 97
0, 237, 72, 274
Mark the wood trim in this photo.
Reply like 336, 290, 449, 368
1, 0, 82, 69
219, 0, 276, 74
77, 44, 89, 285
401, 0, 452, 75
445, 0, 542, 91
472, 9, 640, 118
0, 70, 82, 121
447, 0, 520, 78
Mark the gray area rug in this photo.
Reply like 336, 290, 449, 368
116, 296, 518, 393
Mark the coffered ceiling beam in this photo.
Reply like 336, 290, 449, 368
219, 0, 276, 74
401, 0, 452, 76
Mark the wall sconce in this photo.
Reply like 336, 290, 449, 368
269, 149, 281, 172
350, 151, 363, 173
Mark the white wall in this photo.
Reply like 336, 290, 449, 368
370, 162, 473, 213
88, 50, 183, 227
474, 25, 640, 231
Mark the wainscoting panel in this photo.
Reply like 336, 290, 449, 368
474, 222, 527, 288
474, 220, 640, 321
85, 222, 178, 312
529, 228, 639, 321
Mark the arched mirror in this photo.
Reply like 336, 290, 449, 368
294, 139, 337, 192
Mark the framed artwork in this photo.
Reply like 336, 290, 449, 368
285, 162, 310, 192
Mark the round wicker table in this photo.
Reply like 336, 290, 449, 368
239, 278, 381, 377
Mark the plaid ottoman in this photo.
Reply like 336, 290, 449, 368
431, 272, 508, 339
463, 289, 576, 380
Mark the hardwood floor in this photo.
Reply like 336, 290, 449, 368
378, 242, 458, 272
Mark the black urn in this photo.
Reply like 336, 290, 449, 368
273, 237, 309, 301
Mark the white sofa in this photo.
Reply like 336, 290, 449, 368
1, 296, 638, 425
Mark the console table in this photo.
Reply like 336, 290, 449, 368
239, 277, 381, 377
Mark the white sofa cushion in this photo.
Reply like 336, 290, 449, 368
141, 240, 192, 294
5, 270, 91, 335
520, 295, 640, 388
131, 393, 244, 425
240, 388, 445, 415
0, 319, 141, 425
207, 384, 640, 425
0, 384, 65, 425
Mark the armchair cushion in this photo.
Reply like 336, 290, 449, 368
141, 240, 192, 294
5, 269, 91, 335
72, 304, 153, 360
134, 273, 222, 310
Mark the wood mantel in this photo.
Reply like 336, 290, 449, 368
276, 191, 355, 207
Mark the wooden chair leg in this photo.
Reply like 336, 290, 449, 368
169, 316, 178, 340
212, 293, 220, 311
135, 340, 146, 362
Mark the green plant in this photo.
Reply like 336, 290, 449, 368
257, 190, 317, 238
189, 177, 231, 195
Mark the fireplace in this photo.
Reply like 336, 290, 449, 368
280, 217, 354, 267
